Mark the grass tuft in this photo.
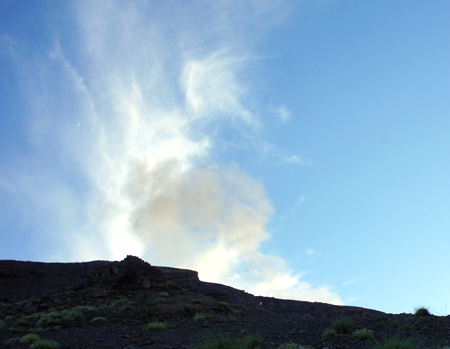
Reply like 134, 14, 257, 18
195, 333, 262, 349
14, 316, 29, 326
91, 317, 107, 324
322, 328, 337, 339
20, 333, 41, 344
374, 336, 419, 349
145, 322, 168, 331
278, 343, 310, 349
111, 299, 128, 307
332, 317, 354, 334
352, 328, 375, 341
10, 327, 24, 333
193, 313, 206, 321
390, 320, 400, 328
31, 327, 45, 333
243, 335, 262, 349
400, 324, 412, 331
30, 339, 60, 349
414, 307, 431, 317
120, 301, 136, 312
36, 315, 60, 328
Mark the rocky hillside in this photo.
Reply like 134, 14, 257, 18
0, 256, 448, 349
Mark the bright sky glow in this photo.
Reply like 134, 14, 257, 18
1, 1, 450, 315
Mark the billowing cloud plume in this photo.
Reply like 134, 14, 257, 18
1, 0, 343, 304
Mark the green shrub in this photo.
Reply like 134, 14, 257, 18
414, 307, 431, 316
243, 335, 262, 349
374, 336, 419, 349
195, 333, 238, 349
111, 299, 128, 307
14, 316, 29, 326
31, 327, 45, 333
20, 333, 41, 344
30, 339, 60, 349
25, 312, 45, 320
332, 317, 353, 334
160, 292, 169, 297
190, 299, 203, 304
218, 301, 229, 307
278, 343, 312, 349
352, 328, 375, 341
36, 315, 60, 327
72, 305, 96, 312
390, 320, 400, 328
193, 314, 206, 321
145, 322, 168, 331
120, 301, 136, 311
195, 333, 262, 349
10, 327, 24, 333
278, 344, 298, 349
91, 317, 107, 324
61, 306, 94, 321
322, 328, 337, 339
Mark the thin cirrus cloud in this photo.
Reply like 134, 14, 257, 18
0, 0, 343, 304
276, 105, 292, 123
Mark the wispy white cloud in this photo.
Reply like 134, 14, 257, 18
338, 278, 358, 288
283, 155, 309, 165
183, 50, 255, 125
276, 105, 292, 123
49, 43, 87, 93
279, 195, 306, 220
344, 296, 359, 304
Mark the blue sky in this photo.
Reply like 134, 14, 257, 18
1, 0, 450, 315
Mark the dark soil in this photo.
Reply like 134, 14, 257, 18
1, 256, 449, 349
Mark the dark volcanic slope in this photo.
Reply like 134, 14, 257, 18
0, 257, 381, 317
256, 296, 384, 317
2, 256, 450, 349
0, 260, 110, 300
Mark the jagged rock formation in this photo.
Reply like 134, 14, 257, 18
88, 255, 166, 289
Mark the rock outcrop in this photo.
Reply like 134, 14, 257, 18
88, 255, 166, 289
155, 266, 200, 289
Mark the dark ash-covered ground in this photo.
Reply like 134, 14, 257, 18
1, 256, 449, 349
